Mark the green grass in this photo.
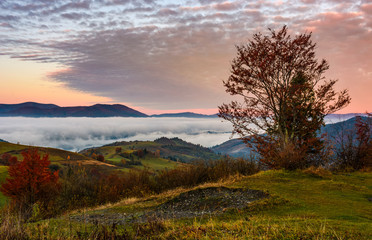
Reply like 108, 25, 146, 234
0, 142, 370, 238
11, 170, 371, 239
0, 166, 8, 207
0, 142, 90, 162
233, 170, 371, 223
140, 157, 179, 170
0, 142, 26, 153
98, 146, 182, 171
83, 138, 220, 163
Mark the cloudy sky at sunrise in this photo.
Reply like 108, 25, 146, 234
0, 0, 371, 114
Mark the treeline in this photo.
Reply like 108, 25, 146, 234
251, 115, 371, 171
330, 116, 371, 171
0, 150, 258, 221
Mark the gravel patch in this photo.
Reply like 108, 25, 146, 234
69, 187, 268, 225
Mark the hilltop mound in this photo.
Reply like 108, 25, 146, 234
97, 137, 220, 163
155, 187, 268, 219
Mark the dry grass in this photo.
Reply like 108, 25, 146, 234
302, 166, 332, 178
74, 160, 116, 168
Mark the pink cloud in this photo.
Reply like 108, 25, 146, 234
212, 1, 240, 11
179, 6, 209, 11
300, 10, 372, 113
47, 68, 74, 78
360, 3, 372, 14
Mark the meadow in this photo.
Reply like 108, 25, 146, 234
2, 169, 371, 239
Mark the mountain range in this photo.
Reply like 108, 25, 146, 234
0, 102, 366, 120
0, 102, 218, 118
211, 116, 369, 158
0, 102, 147, 117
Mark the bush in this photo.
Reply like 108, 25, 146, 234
333, 115, 371, 171
0, 149, 60, 219
96, 154, 105, 162
53, 157, 259, 213
254, 136, 329, 170
153, 157, 259, 192
0, 153, 17, 166
56, 164, 102, 211
0, 207, 28, 239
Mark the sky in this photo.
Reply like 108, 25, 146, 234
0, 0, 371, 114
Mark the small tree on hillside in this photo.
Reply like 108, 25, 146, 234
96, 154, 105, 162
0, 153, 17, 166
219, 26, 350, 169
334, 114, 372, 170
0, 149, 60, 217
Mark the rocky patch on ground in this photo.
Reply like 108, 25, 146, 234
69, 187, 268, 225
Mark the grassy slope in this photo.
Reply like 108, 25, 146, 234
87, 143, 183, 171
89, 138, 220, 163
0, 141, 181, 175
0, 142, 114, 208
0, 141, 182, 208
0, 166, 8, 207
0, 142, 90, 162
25, 170, 372, 239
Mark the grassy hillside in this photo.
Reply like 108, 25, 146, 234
0, 140, 185, 180
84, 137, 220, 164
0, 142, 107, 208
0, 141, 90, 162
0, 166, 8, 207
15, 169, 372, 239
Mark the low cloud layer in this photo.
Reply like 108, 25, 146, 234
0, 117, 233, 151
0, 115, 354, 152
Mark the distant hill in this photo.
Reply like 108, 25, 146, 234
324, 113, 368, 123
0, 102, 59, 113
211, 116, 370, 158
151, 112, 217, 118
321, 116, 370, 141
0, 102, 148, 117
153, 137, 220, 161
85, 137, 221, 163
210, 138, 251, 158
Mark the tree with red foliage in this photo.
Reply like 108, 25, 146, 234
354, 115, 372, 169
115, 147, 122, 153
335, 115, 372, 170
0, 149, 60, 214
219, 26, 351, 169
0, 153, 17, 166
96, 154, 105, 162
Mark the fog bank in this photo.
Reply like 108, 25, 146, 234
0, 117, 233, 151
0, 115, 354, 152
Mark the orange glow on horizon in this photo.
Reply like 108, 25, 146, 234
134, 107, 219, 115
0, 56, 368, 115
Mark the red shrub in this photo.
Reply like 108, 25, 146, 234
97, 154, 105, 162
0, 149, 60, 214
0, 153, 18, 166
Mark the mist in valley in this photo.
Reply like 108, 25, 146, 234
0, 117, 234, 151
0, 115, 353, 151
